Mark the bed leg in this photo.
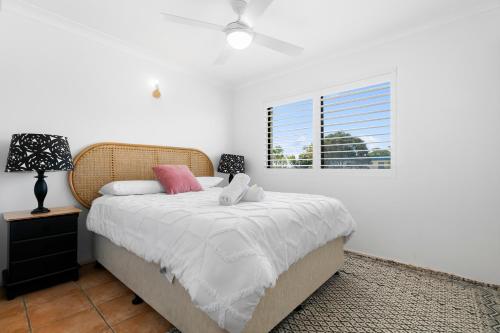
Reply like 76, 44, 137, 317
95, 261, 103, 269
334, 271, 340, 276
294, 304, 303, 311
132, 294, 144, 305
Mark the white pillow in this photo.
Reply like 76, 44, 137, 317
99, 180, 164, 196
196, 177, 224, 190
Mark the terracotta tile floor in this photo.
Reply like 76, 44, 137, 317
0, 264, 173, 333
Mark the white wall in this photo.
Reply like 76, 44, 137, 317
0, 9, 232, 282
231, 9, 500, 285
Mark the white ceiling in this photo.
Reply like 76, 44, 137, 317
19, 0, 500, 86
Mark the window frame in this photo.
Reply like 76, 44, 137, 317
264, 71, 397, 175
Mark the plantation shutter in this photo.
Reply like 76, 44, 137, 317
320, 82, 392, 169
267, 99, 313, 168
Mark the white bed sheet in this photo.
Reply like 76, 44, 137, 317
87, 188, 356, 333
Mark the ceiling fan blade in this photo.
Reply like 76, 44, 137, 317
242, 0, 274, 26
214, 46, 234, 65
160, 12, 225, 32
254, 33, 304, 56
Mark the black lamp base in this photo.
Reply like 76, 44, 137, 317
32, 170, 50, 215
31, 207, 50, 214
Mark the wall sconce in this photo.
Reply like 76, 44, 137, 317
152, 81, 161, 99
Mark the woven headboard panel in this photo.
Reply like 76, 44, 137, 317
69, 142, 214, 208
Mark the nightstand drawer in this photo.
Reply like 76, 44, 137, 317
9, 251, 77, 282
10, 233, 77, 262
10, 214, 78, 241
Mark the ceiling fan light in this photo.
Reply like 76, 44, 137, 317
226, 30, 253, 50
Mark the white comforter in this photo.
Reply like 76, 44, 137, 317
87, 188, 356, 333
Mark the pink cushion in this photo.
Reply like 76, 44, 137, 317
153, 165, 202, 194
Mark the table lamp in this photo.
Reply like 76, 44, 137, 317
5, 134, 73, 214
217, 153, 245, 183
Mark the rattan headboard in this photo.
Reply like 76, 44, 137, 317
68, 142, 214, 208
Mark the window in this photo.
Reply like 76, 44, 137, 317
320, 81, 392, 169
265, 74, 394, 171
267, 99, 313, 168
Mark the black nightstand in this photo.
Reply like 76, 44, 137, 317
2, 206, 81, 299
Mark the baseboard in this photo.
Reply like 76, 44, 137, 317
345, 250, 500, 290
78, 258, 97, 266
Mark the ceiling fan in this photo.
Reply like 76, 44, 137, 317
160, 0, 304, 64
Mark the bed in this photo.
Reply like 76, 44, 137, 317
69, 142, 355, 333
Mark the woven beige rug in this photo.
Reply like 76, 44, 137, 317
171, 252, 500, 333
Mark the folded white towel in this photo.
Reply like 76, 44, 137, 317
219, 173, 251, 206
242, 184, 265, 202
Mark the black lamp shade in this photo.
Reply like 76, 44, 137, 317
5, 134, 73, 172
217, 154, 245, 175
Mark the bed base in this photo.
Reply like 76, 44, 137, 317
95, 235, 344, 333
